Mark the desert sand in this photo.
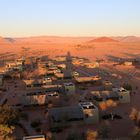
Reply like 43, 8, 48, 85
0, 36, 140, 61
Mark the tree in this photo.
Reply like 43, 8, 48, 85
86, 130, 98, 140
129, 108, 140, 127
0, 125, 15, 140
130, 108, 140, 139
0, 105, 20, 126
0, 105, 20, 139
99, 99, 117, 111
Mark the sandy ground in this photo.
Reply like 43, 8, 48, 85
1, 36, 140, 139
0, 36, 140, 61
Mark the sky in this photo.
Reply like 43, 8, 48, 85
0, 0, 140, 37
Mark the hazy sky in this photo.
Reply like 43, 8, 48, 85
0, 0, 140, 37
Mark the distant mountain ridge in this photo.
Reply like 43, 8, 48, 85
0, 36, 140, 45
120, 36, 140, 42
0, 36, 13, 44
88, 37, 118, 43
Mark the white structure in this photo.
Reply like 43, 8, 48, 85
44, 77, 52, 85
113, 87, 130, 103
79, 102, 99, 124
63, 82, 75, 94
90, 87, 130, 104
75, 76, 102, 85
124, 61, 132, 66
72, 71, 79, 77
5, 59, 25, 72
23, 135, 46, 140
84, 62, 99, 68
103, 80, 113, 90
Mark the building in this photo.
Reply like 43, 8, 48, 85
89, 90, 119, 103
72, 71, 79, 77
79, 102, 99, 124
48, 102, 99, 128
89, 87, 130, 104
63, 82, 75, 94
54, 73, 64, 80
23, 78, 52, 89
124, 61, 133, 66
112, 87, 130, 103
21, 85, 62, 106
5, 60, 24, 71
16, 58, 25, 65
22, 93, 48, 106
48, 105, 84, 128
75, 76, 102, 85
103, 80, 113, 90
53, 56, 66, 62
44, 77, 52, 85
22, 91, 60, 106
84, 62, 99, 68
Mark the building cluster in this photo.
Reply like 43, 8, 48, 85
0, 52, 132, 140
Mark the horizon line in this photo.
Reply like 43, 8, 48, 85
2, 35, 140, 38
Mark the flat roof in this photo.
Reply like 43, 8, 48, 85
55, 73, 64, 78
63, 82, 74, 86
75, 76, 101, 83
48, 105, 84, 122
23, 135, 45, 140
79, 102, 97, 109
91, 90, 119, 99
103, 80, 113, 85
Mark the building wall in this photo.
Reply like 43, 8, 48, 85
64, 84, 75, 94
22, 94, 48, 106
83, 108, 99, 124
118, 91, 130, 103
